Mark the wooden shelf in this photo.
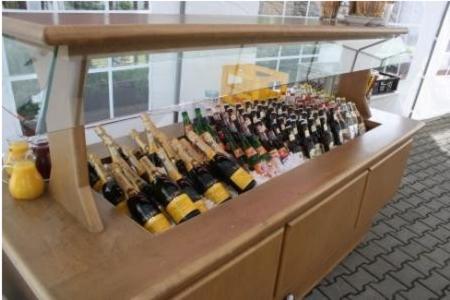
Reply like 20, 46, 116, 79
3, 13, 407, 54
2, 109, 423, 300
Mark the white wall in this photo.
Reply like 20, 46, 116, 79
412, 6, 450, 120
371, 1, 448, 117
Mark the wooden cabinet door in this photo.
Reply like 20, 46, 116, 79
174, 229, 283, 300
275, 172, 368, 299
356, 141, 412, 229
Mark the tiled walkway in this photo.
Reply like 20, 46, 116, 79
306, 115, 450, 300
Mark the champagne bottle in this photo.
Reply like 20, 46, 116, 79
140, 156, 201, 223
94, 126, 128, 162
111, 165, 171, 233
130, 129, 163, 168
156, 148, 208, 213
171, 138, 231, 204
187, 131, 256, 194
121, 145, 146, 177
88, 161, 103, 193
179, 138, 207, 163
88, 153, 125, 209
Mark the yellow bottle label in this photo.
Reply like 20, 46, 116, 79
229, 167, 254, 190
144, 213, 171, 233
194, 199, 208, 213
204, 182, 231, 204
166, 193, 197, 223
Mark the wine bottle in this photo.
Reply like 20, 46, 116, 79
111, 165, 171, 233
156, 147, 208, 213
182, 111, 193, 135
140, 156, 201, 223
319, 116, 335, 152
223, 132, 246, 165
88, 153, 125, 209
171, 138, 231, 204
187, 131, 256, 194
328, 107, 344, 146
238, 133, 263, 173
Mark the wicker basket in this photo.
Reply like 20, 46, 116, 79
354, 1, 386, 17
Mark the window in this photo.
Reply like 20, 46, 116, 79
2, 1, 153, 130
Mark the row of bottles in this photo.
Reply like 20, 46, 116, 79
88, 113, 256, 233
88, 87, 367, 234
181, 94, 366, 178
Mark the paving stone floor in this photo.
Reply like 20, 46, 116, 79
306, 114, 450, 300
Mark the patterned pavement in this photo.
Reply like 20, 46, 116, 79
306, 114, 450, 300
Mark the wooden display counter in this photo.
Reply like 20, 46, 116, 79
3, 12, 420, 300
3, 109, 422, 300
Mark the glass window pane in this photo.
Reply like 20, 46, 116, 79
109, 1, 138, 10
63, 1, 104, 10
4, 37, 35, 76
258, 1, 284, 15
112, 55, 148, 67
279, 59, 299, 82
84, 72, 110, 123
256, 46, 280, 58
2, 1, 27, 9
113, 68, 149, 117
281, 44, 301, 56
308, 1, 321, 17
302, 44, 318, 55
256, 60, 277, 71
285, 1, 308, 17
89, 58, 108, 69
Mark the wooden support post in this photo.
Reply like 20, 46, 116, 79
337, 70, 372, 119
44, 46, 103, 232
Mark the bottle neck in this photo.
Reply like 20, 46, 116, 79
171, 139, 195, 172
111, 166, 137, 199
186, 131, 216, 161
157, 148, 182, 182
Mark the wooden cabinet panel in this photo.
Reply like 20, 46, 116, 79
356, 141, 412, 228
275, 173, 368, 299
173, 229, 283, 300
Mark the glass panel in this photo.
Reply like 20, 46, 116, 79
2, 36, 55, 136
80, 36, 410, 126
279, 58, 299, 82
4, 37, 35, 76
84, 72, 110, 123
256, 60, 277, 70
112, 68, 149, 117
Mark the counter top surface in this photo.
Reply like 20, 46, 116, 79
3, 12, 407, 54
3, 109, 423, 300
